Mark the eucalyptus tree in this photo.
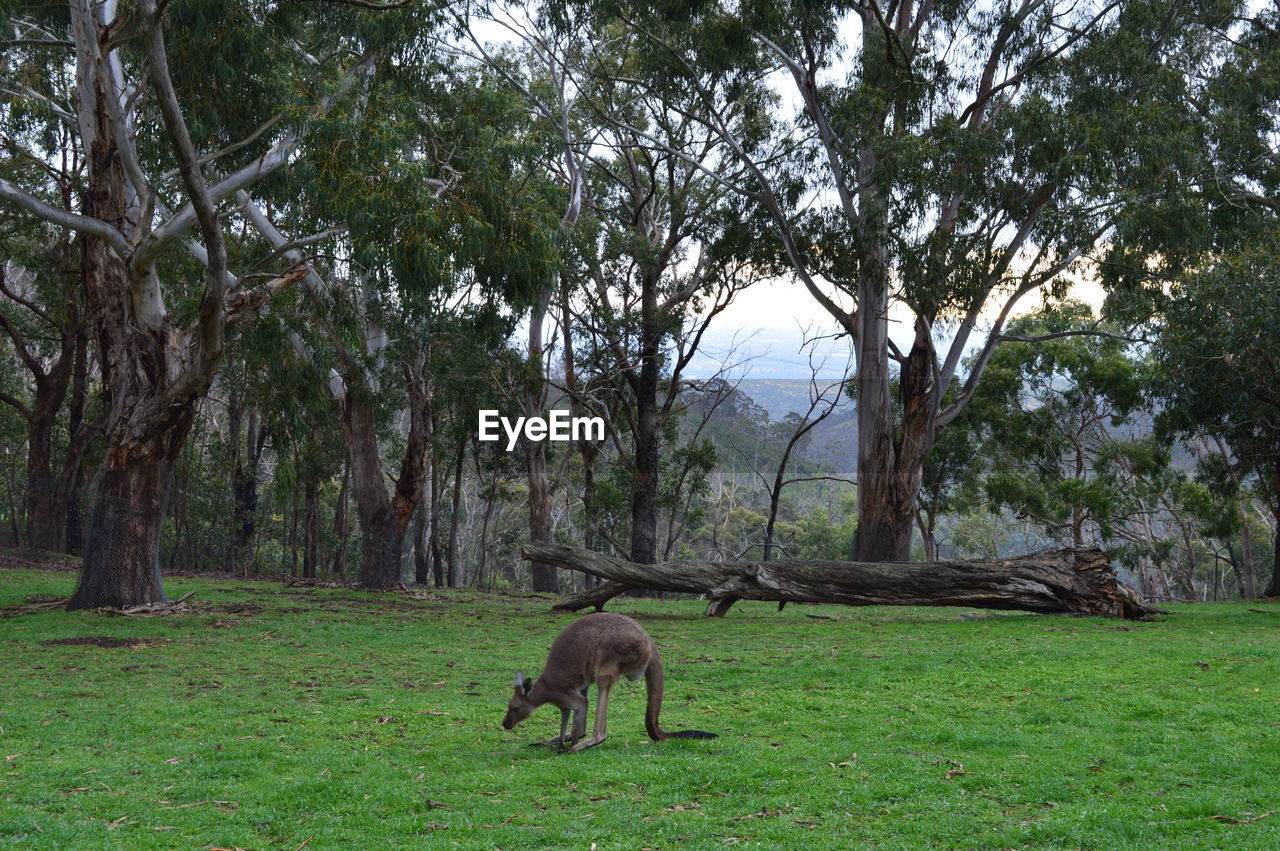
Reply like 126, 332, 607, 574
566, 166, 755, 565
958, 303, 1170, 547
0, 219, 96, 553
563, 0, 1227, 561
462, 9, 761, 569
1142, 7, 1280, 596
0, 0, 446, 606
429, 311, 524, 587
457, 7, 591, 592
1153, 257, 1280, 597
1, 25, 98, 553
237, 54, 557, 590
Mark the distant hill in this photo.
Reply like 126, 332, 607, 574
680, 379, 858, 478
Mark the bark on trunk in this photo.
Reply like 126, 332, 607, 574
475, 492, 495, 589
68, 456, 173, 609
525, 290, 559, 592
335, 357, 430, 590
854, 323, 937, 562
341, 394, 392, 584
630, 273, 661, 567
24, 446, 60, 551
2, 286, 75, 552
412, 504, 429, 585
340, 392, 403, 589
67, 233, 195, 608
22, 341, 75, 551
560, 275, 598, 588
1237, 504, 1256, 599
1268, 529, 1280, 599
525, 543, 1152, 620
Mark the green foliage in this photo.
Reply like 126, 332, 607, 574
1153, 247, 1280, 514
4, 567, 1280, 847
943, 302, 1168, 547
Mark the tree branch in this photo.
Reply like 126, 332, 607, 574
136, 50, 379, 268
0, 179, 130, 257
141, 0, 228, 367
0, 389, 32, 421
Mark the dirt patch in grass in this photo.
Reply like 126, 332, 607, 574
40, 636, 163, 649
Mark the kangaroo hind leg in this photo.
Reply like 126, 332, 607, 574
568, 674, 616, 753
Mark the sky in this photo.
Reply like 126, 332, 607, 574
682, 276, 1109, 381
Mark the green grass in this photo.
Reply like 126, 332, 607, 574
2, 564, 1279, 849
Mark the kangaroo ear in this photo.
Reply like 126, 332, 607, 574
515, 671, 532, 693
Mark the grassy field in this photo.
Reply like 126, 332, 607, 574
1, 559, 1278, 849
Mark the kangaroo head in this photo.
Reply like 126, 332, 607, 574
502, 671, 536, 730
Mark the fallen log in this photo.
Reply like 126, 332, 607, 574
521, 543, 1152, 620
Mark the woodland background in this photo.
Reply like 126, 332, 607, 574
2, 0, 1279, 607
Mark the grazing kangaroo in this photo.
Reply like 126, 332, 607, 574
502, 612, 716, 752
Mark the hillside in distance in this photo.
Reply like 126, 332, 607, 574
683, 379, 858, 478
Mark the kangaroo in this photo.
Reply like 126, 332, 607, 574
502, 612, 716, 752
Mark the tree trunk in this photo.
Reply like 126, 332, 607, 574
230, 405, 263, 574
1263, 458, 1280, 597
526, 290, 559, 592
335, 357, 430, 590
3, 298, 75, 552
1237, 501, 1256, 599
2, 453, 19, 546
331, 461, 350, 579
302, 479, 319, 579
68, 453, 174, 609
1268, 528, 1280, 599
225, 387, 243, 569
631, 393, 660, 566
340, 392, 402, 589
24, 411, 62, 551
475, 491, 495, 589
917, 509, 938, 562
446, 435, 466, 587
560, 274, 598, 588
854, 321, 936, 562
630, 273, 661, 567
1266, 461, 1280, 597
429, 431, 444, 587
66, 41, 214, 608
525, 543, 1152, 620
66, 234, 196, 609
412, 504, 429, 585
62, 320, 90, 555
288, 489, 299, 577
20, 318, 77, 551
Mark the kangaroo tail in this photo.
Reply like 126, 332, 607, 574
644, 645, 717, 741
